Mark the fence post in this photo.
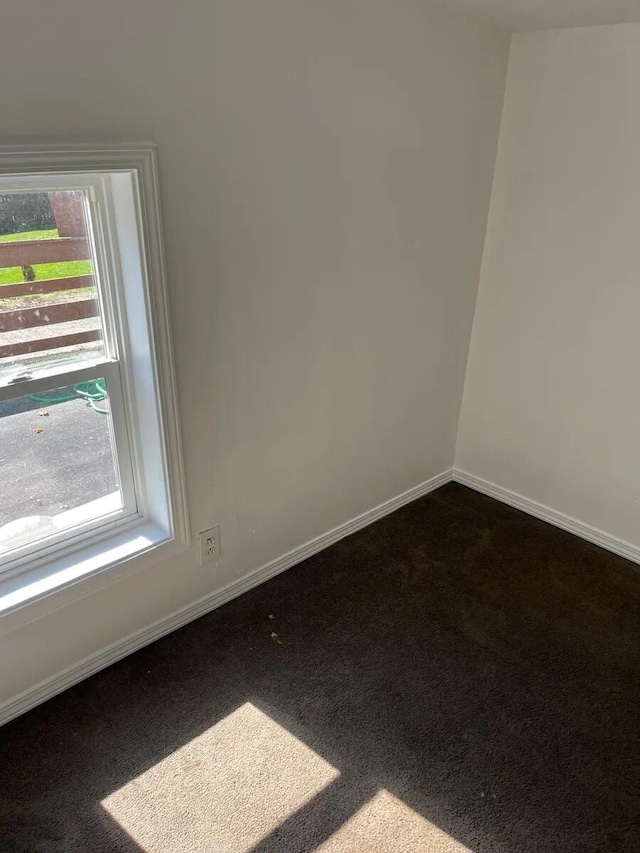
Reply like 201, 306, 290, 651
48, 191, 87, 238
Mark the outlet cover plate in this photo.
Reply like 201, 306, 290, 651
197, 526, 220, 565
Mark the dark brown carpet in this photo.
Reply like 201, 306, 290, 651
1, 483, 639, 852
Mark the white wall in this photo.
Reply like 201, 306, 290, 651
457, 23, 640, 548
0, 1, 508, 711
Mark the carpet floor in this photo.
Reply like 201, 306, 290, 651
1, 483, 639, 852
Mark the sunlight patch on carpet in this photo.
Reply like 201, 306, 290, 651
102, 702, 340, 852
317, 789, 472, 852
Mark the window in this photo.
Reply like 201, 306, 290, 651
0, 143, 187, 604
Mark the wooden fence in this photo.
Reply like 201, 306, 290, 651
0, 193, 100, 361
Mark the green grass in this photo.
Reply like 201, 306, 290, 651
0, 229, 58, 243
0, 229, 94, 286
0, 259, 94, 286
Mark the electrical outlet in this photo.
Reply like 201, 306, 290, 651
198, 526, 220, 565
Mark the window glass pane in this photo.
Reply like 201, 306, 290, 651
0, 190, 106, 385
0, 377, 122, 556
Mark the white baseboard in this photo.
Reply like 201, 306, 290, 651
453, 469, 640, 566
0, 469, 453, 727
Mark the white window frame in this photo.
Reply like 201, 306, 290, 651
0, 142, 189, 616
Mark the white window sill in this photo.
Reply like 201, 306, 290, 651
0, 516, 175, 620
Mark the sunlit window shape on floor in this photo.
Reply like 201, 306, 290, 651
316, 789, 472, 852
102, 702, 340, 852
102, 701, 472, 852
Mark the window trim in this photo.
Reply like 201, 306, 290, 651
0, 141, 189, 614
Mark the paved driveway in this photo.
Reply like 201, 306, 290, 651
0, 392, 118, 528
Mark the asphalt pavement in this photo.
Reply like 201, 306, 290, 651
0, 392, 118, 528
